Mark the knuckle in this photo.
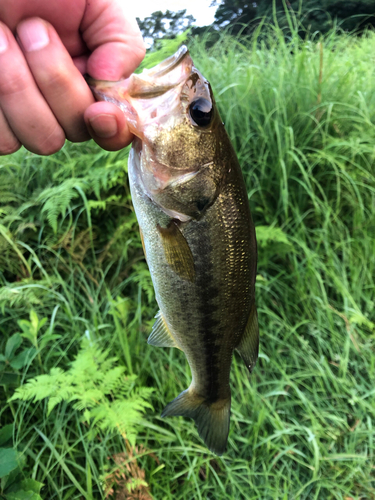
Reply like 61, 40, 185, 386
37, 63, 70, 90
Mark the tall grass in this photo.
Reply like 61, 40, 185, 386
1, 24, 375, 499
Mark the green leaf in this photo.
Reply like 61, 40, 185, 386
0, 448, 18, 478
17, 319, 32, 334
19, 479, 43, 494
29, 310, 39, 333
9, 348, 35, 370
38, 318, 47, 330
255, 225, 291, 246
0, 372, 19, 387
39, 334, 61, 350
0, 425, 13, 447
5, 334, 22, 360
5, 491, 42, 500
1, 452, 27, 491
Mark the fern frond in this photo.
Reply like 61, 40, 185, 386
37, 179, 86, 233
10, 340, 153, 443
0, 279, 59, 310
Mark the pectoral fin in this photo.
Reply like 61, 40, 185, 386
148, 310, 180, 349
157, 221, 195, 282
236, 302, 259, 373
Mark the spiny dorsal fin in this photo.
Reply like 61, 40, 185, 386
148, 310, 180, 349
157, 221, 195, 282
236, 302, 259, 373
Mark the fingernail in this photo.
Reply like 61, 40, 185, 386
88, 114, 118, 139
17, 19, 49, 52
0, 25, 9, 54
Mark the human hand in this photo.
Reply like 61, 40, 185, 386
0, 0, 145, 155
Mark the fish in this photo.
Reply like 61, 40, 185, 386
89, 46, 259, 455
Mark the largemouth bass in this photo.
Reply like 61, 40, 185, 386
89, 46, 258, 455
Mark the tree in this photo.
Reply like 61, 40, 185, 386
315, 0, 375, 32
212, 0, 259, 34
212, 0, 375, 35
137, 10, 196, 48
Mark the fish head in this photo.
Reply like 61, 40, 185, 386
89, 46, 228, 220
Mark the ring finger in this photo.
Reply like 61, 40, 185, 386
0, 106, 21, 155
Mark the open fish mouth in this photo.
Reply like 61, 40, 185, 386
86, 45, 194, 139
143, 45, 189, 79
87, 45, 193, 103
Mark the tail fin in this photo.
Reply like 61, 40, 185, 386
161, 389, 231, 455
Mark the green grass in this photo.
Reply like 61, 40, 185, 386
1, 25, 375, 499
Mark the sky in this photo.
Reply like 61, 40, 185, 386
126, 0, 217, 27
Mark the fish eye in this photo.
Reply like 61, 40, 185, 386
189, 98, 213, 127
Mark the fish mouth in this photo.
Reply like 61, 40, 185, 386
87, 45, 192, 102
128, 46, 190, 98
144, 45, 189, 79
87, 45, 193, 138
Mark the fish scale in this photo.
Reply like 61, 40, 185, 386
89, 46, 259, 455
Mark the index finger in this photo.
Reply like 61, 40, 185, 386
81, 0, 145, 81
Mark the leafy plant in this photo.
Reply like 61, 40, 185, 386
103, 448, 157, 500
10, 339, 153, 446
0, 334, 34, 389
0, 425, 44, 500
255, 225, 293, 267
17, 310, 61, 372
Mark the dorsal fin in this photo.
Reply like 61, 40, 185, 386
236, 302, 259, 373
148, 310, 180, 349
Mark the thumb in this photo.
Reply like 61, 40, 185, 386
81, 0, 145, 80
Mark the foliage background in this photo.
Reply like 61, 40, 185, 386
1, 11, 375, 500
138, 0, 375, 47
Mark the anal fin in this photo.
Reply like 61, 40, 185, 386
148, 310, 180, 349
236, 302, 259, 373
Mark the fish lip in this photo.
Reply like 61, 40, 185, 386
147, 45, 189, 78
129, 46, 192, 99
